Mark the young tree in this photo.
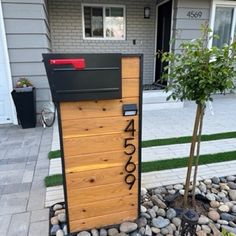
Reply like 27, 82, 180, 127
160, 27, 236, 208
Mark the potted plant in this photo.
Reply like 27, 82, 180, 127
11, 77, 36, 128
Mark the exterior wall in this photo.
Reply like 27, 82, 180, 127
2, 0, 51, 114
48, 0, 156, 85
172, 0, 211, 52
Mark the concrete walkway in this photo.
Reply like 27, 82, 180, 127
0, 125, 52, 236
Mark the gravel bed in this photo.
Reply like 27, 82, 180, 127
49, 175, 236, 236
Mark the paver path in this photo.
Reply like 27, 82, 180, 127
0, 125, 52, 236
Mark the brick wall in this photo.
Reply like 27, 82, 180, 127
48, 0, 156, 85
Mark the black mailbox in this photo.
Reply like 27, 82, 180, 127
42, 53, 122, 102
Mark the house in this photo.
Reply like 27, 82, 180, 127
0, 0, 235, 125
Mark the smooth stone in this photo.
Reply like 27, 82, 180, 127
220, 183, 230, 191
206, 193, 216, 201
154, 188, 162, 195
130, 231, 141, 236
174, 184, 183, 190
229, 190, 236, 201
51, 224, 61, 236
218, 192, 226, 199
194, 187, 201, 195
53, 204, 63, 211
151, 227, 160, 234
229, 221, 236, 228
168, 190, 176, 195
220, 213, 236, 222
220, 177, 227, 183
198, 215, 210, 225
201, 225, 211, 234
227, 176, 236, 182
204, 179, 212, 185
141, 205, 147, 213
152, 205, 159, 213
209, 223, 221, 236
141, 187, 148, 196
225, 202, 234, 210
147, 209, 156, 218
217, 220, 228, 225
212, 184, 220, 189
91, 229, 99, 236
218, 204, 230, 213
57, 213, 66, 223
138, 227, 145, 235
137, 217, 147, 228
221, 225, 236, 234
179, 190, 185, 195
77, 232, 91, 236
210, 201, 220, 208
211, 188, 218, 194
115, 234, 128, 236
142, 201, 153, 208
56, 230, 64, 236
166, 225, 173, 234
166, 208, 176, 220
152, 217, 170, 229
145, 225, 152, 236
199, 183, 207, 193
120, 222, 138, 233
63, 225, 67, 235
232, 205, 236, 213
151, 195, 167, 209
54, 209, 65, 216
160, 227, 169, 235
100, 228, 107, 236
212, 177, 220, 184
208, 211, 220, 221
156, 208, 166, 217
172, 217, 181, 227
140, 212, 151, 219
107, 228, 118, 236
51, 216, 59, 225
228, 182, 236, 190
196, 230, 207, 236
222, 197, 230, 203
166, 185, 173, 190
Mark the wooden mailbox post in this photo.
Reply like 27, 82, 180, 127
43, 53, 142, 234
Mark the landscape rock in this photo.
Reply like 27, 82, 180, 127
198, 215, 210, 225
51, 224, 61, 236
56, 230, 64, 236
151, 195, 167, 209
120, 222, 138, 233
173, 184, 183, 190
156, 208, 166, 217
147, 209, 156, 218
152, 217, 170, 229
172, 217, 181, 227
210, 201, 220, 208
145, 225, 152, 236
220, 213, 236, 222
107, 228, 118, 236
228, 182, 236, 190
218, 204, 230, 213
221, 225, 236, 234
91, 229, 99, 236
141, 187, 148, 196
208, 211, 220, 221
227, 176, 236, 182
53, 204, 63, 211
232, 205, 236, 213
209, 223, 221, 236
229, 190, 236, 201
140, 205, 147, 213
212, 177, 220, 184
151, 227, 160, 234
137, 217, 147, 228
99, 228, 107, 236
166, 208, 176, 220
206, 193, 216, 201
201, 225, 211, 234
51, 216, 59, 225
217, 220, 229, 225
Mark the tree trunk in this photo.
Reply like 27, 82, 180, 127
192, 104, 205, 207
183, 104, 202, 208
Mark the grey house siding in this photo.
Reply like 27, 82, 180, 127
48, 0, 156, 85
2, 0, 51, 114
172, 0, 211, 51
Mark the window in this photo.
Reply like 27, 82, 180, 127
210, 1, 236, 48
82, 4, 125, 39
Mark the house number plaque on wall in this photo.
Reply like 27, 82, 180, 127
43, 53, 142, 235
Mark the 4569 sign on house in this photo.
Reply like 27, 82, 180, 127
43, 53, 142, 235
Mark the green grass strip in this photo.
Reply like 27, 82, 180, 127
48, 150, 61, 159
44, 174, 63, 187
142, 131, 236, 148
45, 150, 236, 187
142, 150, 236, 172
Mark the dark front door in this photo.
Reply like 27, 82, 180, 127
155, 0, 172, 88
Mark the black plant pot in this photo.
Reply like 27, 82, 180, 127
11, 87, 36, 129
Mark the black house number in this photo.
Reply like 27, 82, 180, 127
187, 11, 202, 19
124, 119, 136, 190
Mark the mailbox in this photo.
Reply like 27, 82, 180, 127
43, 53, 142, 234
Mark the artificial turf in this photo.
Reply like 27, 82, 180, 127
48, 150, 61, 159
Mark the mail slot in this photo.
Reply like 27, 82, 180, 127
43, 53, 142, 234
42, 53, 122, 102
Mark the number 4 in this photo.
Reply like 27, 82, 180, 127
125, 119, 136, 137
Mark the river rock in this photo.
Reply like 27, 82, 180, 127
204, 179, 212, 185
229, 190, 236, 201
212, 177, 220, 184
218, 192, 226, 199
229, 221, 236, 228
51, 216, 59, 225
209, 223, 221, 236
99, 229, 107, 236
174, 184, 183, 190
151, 227, 160, 234
199, 183, 207, 193
77, 231, 91, 236
172, 217, 181, 227
227, 176, 236, 182
232, 205, 236, 213
221, 225, 236, 234
54, 209, 65, 216
140, 205, 147, 213
147, 209, 156, 218
220, 213, 236, 222
156, 208, 166, 217
53, 204, 63, 211
51, 224, 61, 236
208, 211, 220, 221
120, 222, 138, 233
91, 229, 99, 236
56, 230, 64, 236
218, 204, 230, 213
217, 220, 229, 225
220, 183, 230, 191
145, 225, 152, 236
210, 201, 220, 208
152, 217, 170, 229
107, 228, 118, 236
228, 182, 236, 190
206, 193, 216, 201
201, 225, 211, 234
141, 187, 148, 196
137, 217, 147, 228
141, 212, 151, 219
196, 230, 207, 236
166, 208, 176, 220
198, 215, 210, 225
151, 195, 167, 209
